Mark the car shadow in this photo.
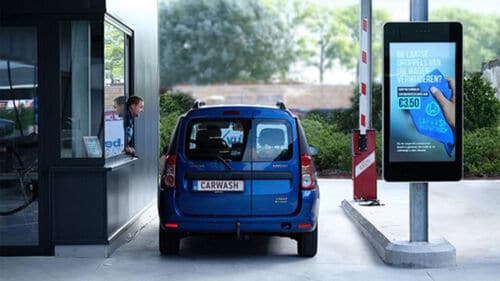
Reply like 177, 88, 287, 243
161, 234, 300, 260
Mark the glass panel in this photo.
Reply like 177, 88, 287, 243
255, 121, 292, 161
60, 21, 102, 158
185, 119, 251, 161
104, 21, 126, 158
0, 27, 39, 246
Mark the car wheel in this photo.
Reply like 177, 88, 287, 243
297, 226, 317, 257
159, 225, 180, 255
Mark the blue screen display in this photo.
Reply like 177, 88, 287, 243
389, 42, 456, 162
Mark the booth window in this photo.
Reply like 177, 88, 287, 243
60, 21, 103, 158
59, 18, 132, 159
104, 18, 132, 158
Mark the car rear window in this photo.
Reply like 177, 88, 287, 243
185, 119, 251, 161
255, 120, 293, 161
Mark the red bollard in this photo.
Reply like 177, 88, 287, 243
352, 129, 377, 201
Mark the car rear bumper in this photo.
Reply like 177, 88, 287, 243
158, 189, 319, 233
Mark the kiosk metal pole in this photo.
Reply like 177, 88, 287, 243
410, 182, 428, 241
409, 0, 429, 242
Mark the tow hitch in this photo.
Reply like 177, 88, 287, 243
236, 221, 241, 239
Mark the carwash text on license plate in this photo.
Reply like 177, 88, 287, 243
193, 180, 244, 192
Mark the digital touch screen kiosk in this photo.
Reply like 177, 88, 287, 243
383, 22, 463, 181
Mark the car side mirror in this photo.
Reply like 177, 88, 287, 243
309, 145, 318, 156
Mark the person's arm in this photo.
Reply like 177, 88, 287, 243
124, 111, 136, 156
125, 145, 135, 156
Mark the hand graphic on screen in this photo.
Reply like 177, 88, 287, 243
430, 77, 455, 132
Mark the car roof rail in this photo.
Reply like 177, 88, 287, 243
192, 100, 205, 109
276, 101, 287, 110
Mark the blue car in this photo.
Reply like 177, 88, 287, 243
158, 102, 319, 257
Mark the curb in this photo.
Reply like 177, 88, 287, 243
341, 199, 456, 268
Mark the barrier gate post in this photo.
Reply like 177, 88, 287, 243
352, 0, 377, 201
352, 129, 377, 200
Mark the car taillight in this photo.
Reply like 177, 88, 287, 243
301, 154, 315, 190
163, 154, 176, 189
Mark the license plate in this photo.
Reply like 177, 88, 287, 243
193, 180, 244, 192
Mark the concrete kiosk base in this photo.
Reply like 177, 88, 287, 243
341, 199, 456, 268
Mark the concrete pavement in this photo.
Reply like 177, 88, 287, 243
1, 179, 499, 281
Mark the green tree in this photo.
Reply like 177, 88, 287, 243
262, 2, 389, 83
329, 5, 390, 80
159, 0, 294, 86
159, 91, 196, 149
301, 4, 335, 83
431, 8, 500, 72
463, 72, 500, 130
261, 0, 320, 82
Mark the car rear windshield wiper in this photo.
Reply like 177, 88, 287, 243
213, 154, 232, 170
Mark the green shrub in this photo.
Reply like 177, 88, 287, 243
159, 90, 195, 115
159, 89, 499, 178
464, 72, 500, 130
159, 91, 195, 150
159, 112, 181, 151
301, 114, 385, 176
348, 83, 383, 132
300, 74, 500, 177
464, 128, 500, 176
301, 117, 351, 175
319, 82, 383, 134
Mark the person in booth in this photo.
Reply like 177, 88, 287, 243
113, 96, 126, 118
124, 96, 144, 156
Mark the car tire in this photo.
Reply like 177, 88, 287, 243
297, 226, 318, 257
159, 226, 180, 255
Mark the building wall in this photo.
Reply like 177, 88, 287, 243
482, 59, 500, 100
105, 0, 159, 239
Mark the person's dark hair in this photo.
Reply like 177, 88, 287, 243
127, 96, 144, 107
114, 96, 126, 106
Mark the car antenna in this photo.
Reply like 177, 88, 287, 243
192, 100, 205, 109
276, 101, 286, 110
